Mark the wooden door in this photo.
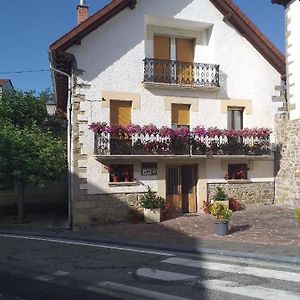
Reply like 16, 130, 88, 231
176, 38, 194, 85
154, 35, 170, 83
166, 165, 197, 213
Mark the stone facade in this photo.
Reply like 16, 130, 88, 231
72, 193, 143, 229
275, 114, 300, 207
208, 182, 274, 205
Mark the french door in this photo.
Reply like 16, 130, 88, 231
166, 165, 197, 213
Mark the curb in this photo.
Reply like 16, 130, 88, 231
0, 228, 300, 266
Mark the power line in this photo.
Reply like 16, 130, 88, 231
0, 69, 50, 75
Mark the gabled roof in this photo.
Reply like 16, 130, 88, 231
0, 79, 13, 88
50, 0, 285, 114
272, 0, 292, 7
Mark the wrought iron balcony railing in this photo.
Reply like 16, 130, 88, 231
94, 132, 270, 157
143, 58, 220, 88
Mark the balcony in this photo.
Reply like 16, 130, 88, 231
91, 123, 271, 159
143, 58, 220, 90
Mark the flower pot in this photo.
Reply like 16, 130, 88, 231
112, 176, 119, 183
216, 222, 229, 236
144, 208, 161, 223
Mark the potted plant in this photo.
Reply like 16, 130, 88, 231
213, 187, 229, 207
139, 186, 166, 223
209, 202, 233, 236
122, 169, 130, 182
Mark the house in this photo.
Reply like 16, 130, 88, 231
272, 0, 300, 208
272, 0, 299, 120
49, 0, 285, 228
0, 79, 13, 97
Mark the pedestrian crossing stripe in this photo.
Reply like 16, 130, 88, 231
162, 257, 300, 283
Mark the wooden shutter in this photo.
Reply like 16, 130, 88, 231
110, 101, 132, 126
172, 104, 190, 126
176, 38, 194, 62
154, 35, 170, 60
176, 38, 194, 84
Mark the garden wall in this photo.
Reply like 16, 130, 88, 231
207, 182, 274, 205
275, 114, 300, 207
0, 181, 67, 216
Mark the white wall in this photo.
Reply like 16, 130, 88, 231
286, 0, 300, 120
67, 0, 281, 195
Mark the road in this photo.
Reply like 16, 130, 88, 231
0, 233, 299, 299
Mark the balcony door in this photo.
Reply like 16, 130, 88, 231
154, 35, 170, 83
176, 38, 194, 85
166, 165, 197, 213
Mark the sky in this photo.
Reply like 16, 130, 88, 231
0, 0, 285, 93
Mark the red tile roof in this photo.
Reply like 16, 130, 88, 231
50, 0, 285, 114
0, 79, 9, 86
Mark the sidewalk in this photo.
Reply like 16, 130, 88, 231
0, 205, 299, 264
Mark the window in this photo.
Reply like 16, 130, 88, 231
108, 164, 134, 183
110, 100, 132, 126
171, 104, 190, 129
228, 164, 248, 180
227, 107, 244, 130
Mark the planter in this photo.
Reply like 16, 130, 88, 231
144, 208, 161, 224
216, 222, 229, 236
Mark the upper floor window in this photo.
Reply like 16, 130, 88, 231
171, 104, 190, 129
110, 100, 132, 126
227, 107, 244, 130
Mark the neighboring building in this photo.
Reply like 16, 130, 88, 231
272, 0, 300, 208
0, 79, 13, 96
50, 0, 285, 227
273, 0, 299, 120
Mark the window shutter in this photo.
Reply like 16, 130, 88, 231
176, 38, 194, 63
110, 101, 132, 126
154, 35, 170, 60
172, 104, 190, 125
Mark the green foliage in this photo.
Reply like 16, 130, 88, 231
209, 202, 233, 223
139, 186, 167, 210
0, 124, 66, 188
295, 209, 300, 222
213, 187, 228, 201
0, 90, 48, 129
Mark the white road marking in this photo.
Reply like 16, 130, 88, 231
53, 271, 69, 276
201, 279, 300, 300
36, 275, 54, 282
163, 257, 300, 283
0, 233, 174, 257
91, 281, 191, 300
137, 267, 198, 281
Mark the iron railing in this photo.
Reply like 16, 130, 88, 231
143, 58, 220, 88
95, 133, 270, 156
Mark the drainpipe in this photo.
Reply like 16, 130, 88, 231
49, 63, 73, 230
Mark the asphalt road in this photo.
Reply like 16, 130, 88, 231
0, 234, 299, 300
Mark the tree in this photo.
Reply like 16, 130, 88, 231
0, 90, 66, 222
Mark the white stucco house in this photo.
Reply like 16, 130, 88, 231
0, 79, 13, 97
273, 0, 299, 120
49, 0, 285, 227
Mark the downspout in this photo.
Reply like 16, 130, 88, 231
49, 61, 73, 230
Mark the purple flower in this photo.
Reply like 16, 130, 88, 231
159, 126, 174, 138
89, 122, 108, 133
192, 126, 206, 136
141, 124, 159, 135
126, 124, 141, 135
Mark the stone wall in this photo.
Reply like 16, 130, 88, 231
275, 114, 300, 207
72, 193, 143, 229
207, 182, 274, 205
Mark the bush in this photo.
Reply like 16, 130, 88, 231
139, 186, 166, 210
213, 187, 228, 201
209, 202, 233, 223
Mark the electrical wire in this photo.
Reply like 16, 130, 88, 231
0, 69, 50, 75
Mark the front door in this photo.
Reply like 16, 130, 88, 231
166, 165, 197, 213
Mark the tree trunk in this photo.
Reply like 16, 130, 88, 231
16, 184, 25, 223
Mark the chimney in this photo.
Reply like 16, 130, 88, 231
77, 0, 88, 24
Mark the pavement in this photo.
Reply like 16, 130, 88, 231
0, 205, 299, 265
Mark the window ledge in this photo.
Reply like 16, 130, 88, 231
226, 179, 251, 184
109, 182, 139, 187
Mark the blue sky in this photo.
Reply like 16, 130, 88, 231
0, 0, 285, 93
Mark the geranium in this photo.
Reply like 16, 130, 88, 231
159, 126, 174, 138
174, 127, 190, 138
192, 126, 206, 136
141, 124, 159, 135
107, 125, 127, 137
127, 124, 141, 135
206, 127, 222, 137
89, 122, 108, 133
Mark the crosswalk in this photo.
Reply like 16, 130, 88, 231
94, 255, 300, 300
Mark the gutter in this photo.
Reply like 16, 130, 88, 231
49, 52, 73, 230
